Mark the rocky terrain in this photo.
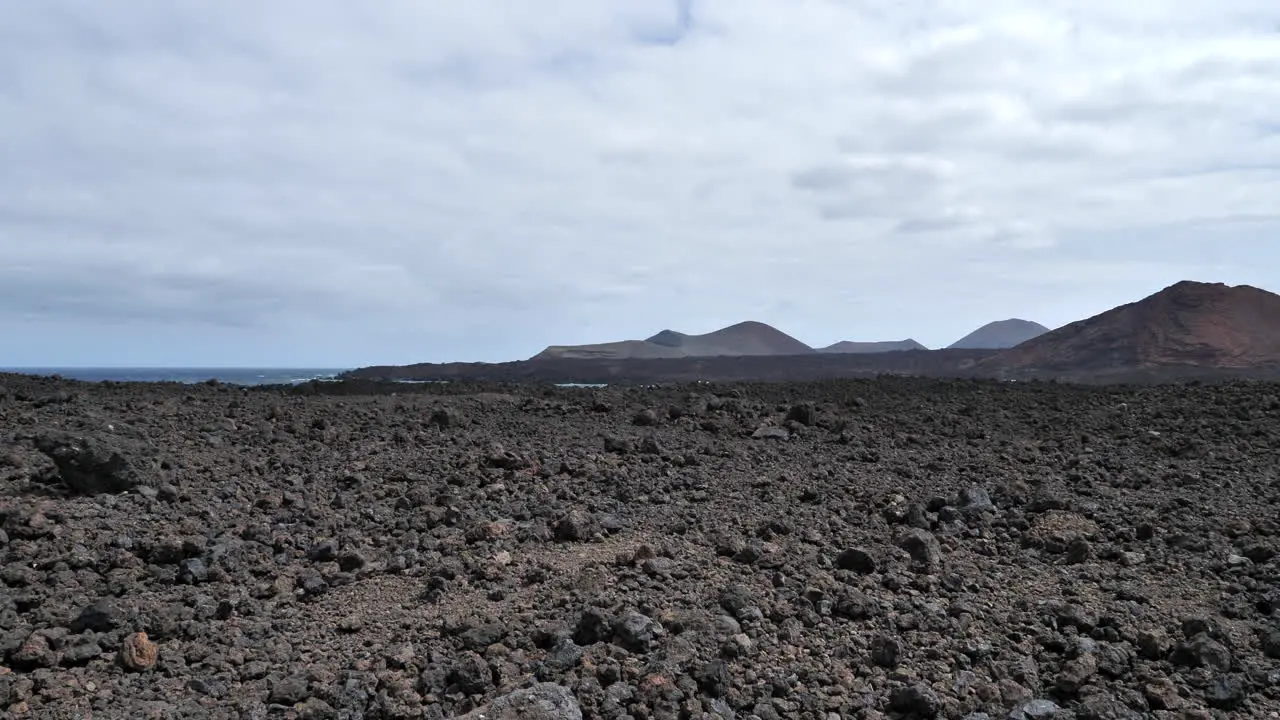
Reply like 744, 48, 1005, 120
983, 282, 1280, 374
3, 371, 1280, 719
948, 322, 1049, 351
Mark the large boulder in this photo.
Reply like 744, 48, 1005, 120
456, 683, 582, 720
31, 432, 154, 495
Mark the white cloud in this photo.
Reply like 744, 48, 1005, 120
2, 0, 1280, 365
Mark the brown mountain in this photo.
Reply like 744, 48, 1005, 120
819, 339, 928, 354
531, 321, 814, 360
948, 319, 1049, 349
982, 280, 1280, 373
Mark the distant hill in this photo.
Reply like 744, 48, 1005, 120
948, 319, 1049, 349
532, 340, 686, 361
982, 281, 1280, 372
346, 280, 1280, 384
819, 339, 928, 354
651, 321, 815, 357
531, 321, 814, 360
645, 329, 687, 347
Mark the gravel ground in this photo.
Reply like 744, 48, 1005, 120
1, 373, 1279, 719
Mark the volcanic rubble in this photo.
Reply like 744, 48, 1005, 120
1, 373, 1279, 719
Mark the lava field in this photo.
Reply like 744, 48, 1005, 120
2, 374, 1279, 719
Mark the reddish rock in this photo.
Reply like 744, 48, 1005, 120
119, 632, 158, 672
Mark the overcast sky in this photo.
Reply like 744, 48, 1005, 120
3, 1, 1280, 367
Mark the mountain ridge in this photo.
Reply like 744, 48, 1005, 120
532, 320, 951, 360
981, 280, 1280, 372
371, 279, 1280, 381
534, 317, 1059, 361
531, 320, 814, 360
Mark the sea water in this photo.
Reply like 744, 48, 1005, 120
0, 369, 620, 388
0, 367, 345, 386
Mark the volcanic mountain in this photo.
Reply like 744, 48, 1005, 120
531, 321, 815, 360
982, 280, 1280, 372
643, 321, 814, 356
819, 339, 928, 354
948, 319, 1049, 349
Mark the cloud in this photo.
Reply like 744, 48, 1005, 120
2, 0, 1280, 365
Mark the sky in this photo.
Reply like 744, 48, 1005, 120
3, 1, 1280, 367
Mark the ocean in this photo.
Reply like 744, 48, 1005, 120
0, 368, 347, 386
